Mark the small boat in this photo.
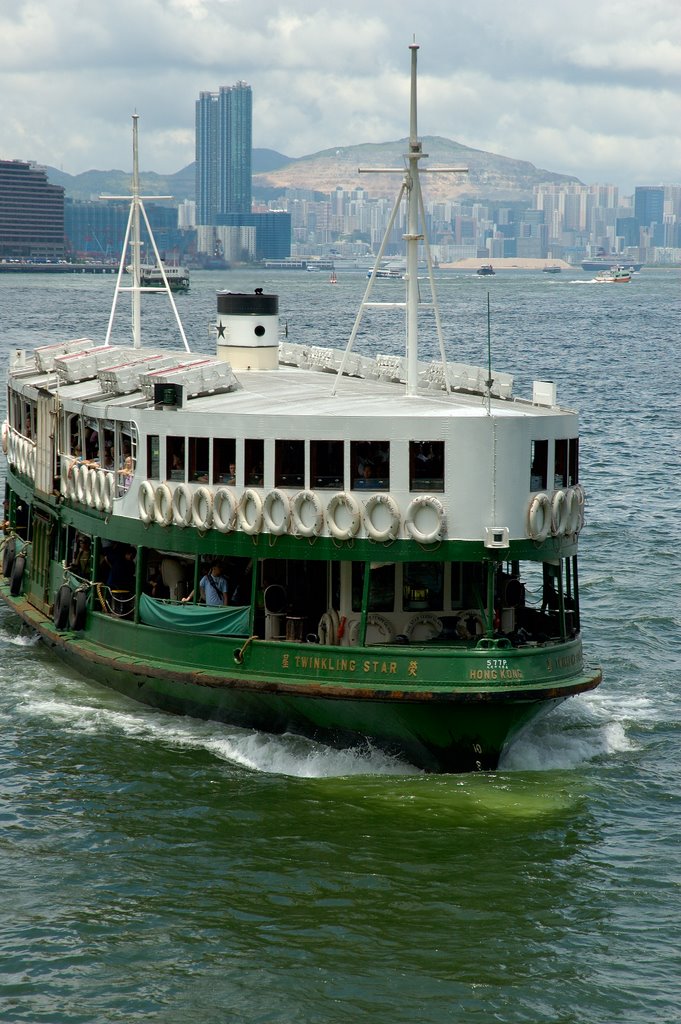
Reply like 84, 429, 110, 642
542, 264, 562, 274
329, 270, 337, 284
0, 49, 601, 772
594, 266, 631, 284
476, 264, 495, 276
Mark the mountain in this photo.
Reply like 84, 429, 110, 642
45, 139, 580, 204
46, 148, 291, 203
251, 137, 583, 202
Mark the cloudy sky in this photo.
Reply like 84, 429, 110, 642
2, 0, 681, 193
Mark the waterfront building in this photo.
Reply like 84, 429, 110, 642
195, 81, 252, 225
0, 159, 64, 259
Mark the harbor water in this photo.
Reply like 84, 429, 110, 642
1, 267, 679, 1023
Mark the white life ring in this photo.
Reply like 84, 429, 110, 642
263, 489, 291, 535
16, 437, 26, 476
363, 493, 401, 542
84, 466, 97, 507
103, 471, 115, 513
456, 611, 486, 640
66, 459, 79, 500
527, 492, 550, 541
154, 483, 173, 526
348, 615, 395, 646
172, 483, 193, 528
565, 485, 584, 534
27, 443, 36, 479
325, 491, 361, 540
76, 462, 89, 504
6, 430, 15, 465
138, 480, 156, 524
238, 488, 264, 535
291, 489, 323, 537
406, 613, 443, 643
60, 457, 70, 497
1, 420, 8, 455
192, 486, 213, 530
551, 489, 569, 536
212, 487, 237, 533
93, 470, 106, 512
404, 495, 445, 544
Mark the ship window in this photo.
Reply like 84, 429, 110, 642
403, 562, 444, 611
351, 440, 390, 490
311, 440, 344, 489
189, 437, 209, 482
213, 437, 236, 485
84, 419, 99, 461
167, 435, 185, 480
147, 435, 160, 479
351, 562, 395, 612
530, 439, 548, 490
554, 439, 568, 487
275, 440, 304, 488
569, 438, 579, 485
116, 422, 137, 496
409, 441, 444, 491
245, 438, 264, 486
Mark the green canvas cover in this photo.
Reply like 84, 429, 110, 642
139, 594, 250, 636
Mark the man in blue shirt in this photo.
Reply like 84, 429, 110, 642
183, 563, 229, 606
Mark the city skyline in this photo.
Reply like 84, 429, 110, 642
1, 1, 681, 195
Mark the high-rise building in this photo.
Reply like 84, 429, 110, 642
195, 81, 252, 225
0, 159, 64, 259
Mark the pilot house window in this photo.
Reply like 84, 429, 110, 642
410, 441, 444, 491
351, 441, 390, 489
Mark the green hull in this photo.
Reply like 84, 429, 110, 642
0, 585, 601, 772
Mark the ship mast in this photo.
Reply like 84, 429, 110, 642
103, 114, 190, 351
332, 43, 467, 397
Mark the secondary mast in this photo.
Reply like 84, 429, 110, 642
103, 114, 190, 351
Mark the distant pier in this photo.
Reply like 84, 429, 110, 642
0, 261, 119, 275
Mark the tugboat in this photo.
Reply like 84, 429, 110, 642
0, 46, 601, 772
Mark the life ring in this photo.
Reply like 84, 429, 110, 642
60, 458, 70, 497
404, 495, 445, 544
565, 485, 583, 535
406, 613, 443, 643
92, 469, 107, 512
291, 489, 323, 537
138, 481, 156, 525
9, 553, 26, 596
238, 488, 264, 535
551, 489, 569, 536
527, 492, 550, 542
102, 471, 114, 512
68, 590, 88, 631
53, 584, 72, 630
1, 419, 8, 455
16, 437, 26, 476
66, 460, 79, 500
192, 486, 213, 530
172, 483, 193, 528
263, 489, 291, 535
347, 615, 395, 646
84, 467, 98, 508
363, 493, 401, 542
27, 444, 36, 479
325, 491, 361, 540
2, 537, 16, 579
455, 611, 486, 640
74, 462, 88, 504
212, 487, 237, 533
154, 483, 173, 526
6, 430, 15, 465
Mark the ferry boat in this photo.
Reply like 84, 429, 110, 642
593, 266, 631, 284
0, 48, 601, 772
136, 263, 190, 292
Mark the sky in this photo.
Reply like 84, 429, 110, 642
2, 0, 681, 194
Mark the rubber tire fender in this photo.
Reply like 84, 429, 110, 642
53, 584, 72, 630
9, 554, 26, 596
68, 590, 88, 631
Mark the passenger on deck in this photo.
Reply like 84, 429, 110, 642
182, 564, 229, 606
